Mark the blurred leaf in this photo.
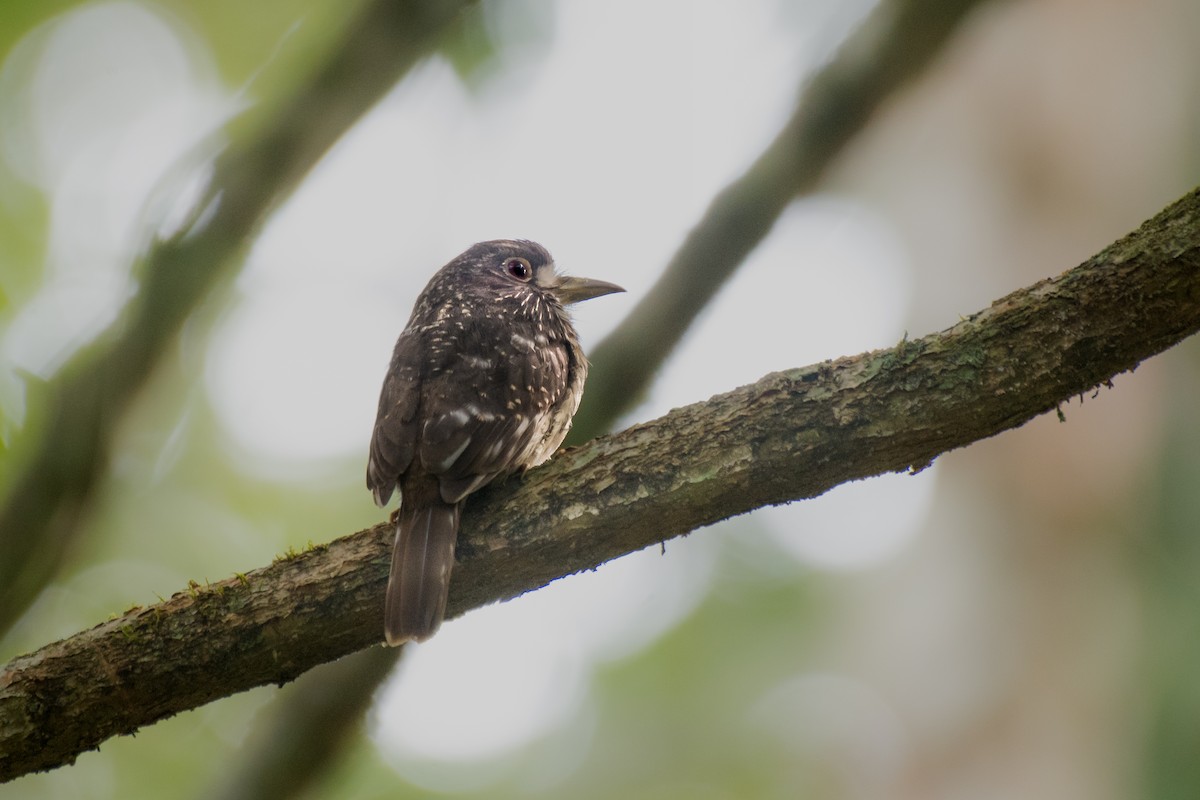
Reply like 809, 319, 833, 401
440, 0, 556, 90
159, 0, 360, 97
0, 0, 85, 60
438, 3, 499, 85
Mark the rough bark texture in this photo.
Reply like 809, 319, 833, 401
3, 186, 1200, 781
0, 0, 474, 639
207, 1, 1001, 793
568, 0, 994, 441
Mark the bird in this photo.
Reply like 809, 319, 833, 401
367, 240, 624, 645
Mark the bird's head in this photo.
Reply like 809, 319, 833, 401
448, 239, 624, 310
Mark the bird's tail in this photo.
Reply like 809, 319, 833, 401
385, 499, 461, 645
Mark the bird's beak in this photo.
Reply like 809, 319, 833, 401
551, 275, 626, 305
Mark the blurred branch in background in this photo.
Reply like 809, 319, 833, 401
567, 0, 995, 442
4, 183, 1200, 781
1139, 367, 1200, 796
209, 1, 998, 797
0, 0, 474, 639
205, 647, 400, 800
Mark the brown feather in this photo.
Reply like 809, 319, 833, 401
368, 240, 622, 645
384, 482, 461, 645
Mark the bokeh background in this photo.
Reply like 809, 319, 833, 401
2, 0, 1199, 798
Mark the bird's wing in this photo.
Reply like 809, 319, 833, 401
419, 337, 573, 504
367, 330, 423, 506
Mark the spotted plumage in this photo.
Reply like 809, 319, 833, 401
368, 240, 623, 645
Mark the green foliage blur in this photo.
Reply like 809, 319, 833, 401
4, 1, 1200, 799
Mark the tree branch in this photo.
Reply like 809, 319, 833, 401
208, 1, 1001, 794
204, 646, 400, 800
3, 185, 1199, 782
0, 0, 474, 638
567, 0, 994, 442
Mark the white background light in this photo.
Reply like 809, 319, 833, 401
2, 0, 923, 776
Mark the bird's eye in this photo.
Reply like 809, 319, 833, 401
505, 257, 532, 281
